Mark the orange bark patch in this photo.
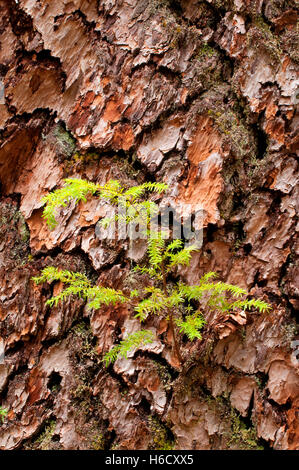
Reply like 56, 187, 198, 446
265, 102, 278, 120
186, 116, 222, 165
0, 127, 40, 194
103, 95, 126, 123
82, 90, 95, 108
274, 10, 298, 33
178, 116, 223, 225
27, 368, 46, 406
68, 104, 92, 131
112, 122, 135, 150
265, 117, 285, 144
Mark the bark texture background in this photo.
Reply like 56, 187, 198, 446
0, 0, 298, 450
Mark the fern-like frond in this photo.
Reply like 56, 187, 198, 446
42, 178, 101, 229
165, 239, 184, 254
134, 287, 168, 320
41, 176, 167, 235
230, 298, 271, 313
167, 290, 185, 307
133, 264, 162, 280
130, 289, 140, 299
99, 179, 123, 203
86, 287, 128, 310
35, 177, 271, 366
123, 186, 147, 201
214, 282, 248, 298
102, 330, 155, 366
134, 287, 185, 321
123, 182, 168, 202
175, 313, 206, 340
98, 216, 117, 229
139, 182, 168, 194
32, 266, 91, 287
166, 245, 199, 270
178, 281, 248, 302
147, 236, 165, 269
46, 285, 87, 307
199, 271, 218, 283
32, 267, 128, 309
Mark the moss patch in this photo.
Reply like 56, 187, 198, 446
148, 416, 175, 450
26, 419, 57, 450
208, 108, 255, 159
227, 410, 263, 450
248, 16, 282, 64
72, 321, 99, 362
53, 124, 76, 159
0, 200, 31, 266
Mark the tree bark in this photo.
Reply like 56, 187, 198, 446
0, 0, 298, 450
161, 258, 183, 367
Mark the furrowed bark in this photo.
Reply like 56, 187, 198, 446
0, 0, 298, 450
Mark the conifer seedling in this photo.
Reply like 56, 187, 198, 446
33, 178, 271, 367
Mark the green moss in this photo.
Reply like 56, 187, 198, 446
18, 214, 30, 242
201, 338, 216, 365
197, 44, 218, 59
282, 322, 298, 350
91, 433, 105, 450
239, 326, 247, 343
209, 108, 254, 159
71, 382, 92, 401
247, 150, 269, 176
54, 125, 76, 159
202, 392, 263, 450
211, 0, 234, 9
148, 416, 175, 450
253, 16, 274, 35
227, 410, 263, 450
112, 154, 142, 180
31, 419, 57, 450
248, 16, 282, 63
203, 391, 230, 417
72, 152, 99, 163
254, 376, 263, 390
192, 44, 223, 90
0, 202, 30, 265
72, 321, 99, 362
282, 27, 299, 63
191, 55, 222, 92
150, 0, 192, 50
204, 99, 263, 220
155, 362, 172, 392
73, 321, 89, 337
110, 441, 120, 450
149, 0, 172, 15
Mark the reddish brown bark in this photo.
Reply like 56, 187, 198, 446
0, 0, 298, 450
